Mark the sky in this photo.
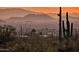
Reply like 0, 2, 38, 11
0, 7, 79, 13
22, 7, 79, 13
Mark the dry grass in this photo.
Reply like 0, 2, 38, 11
3, 35, 79, 52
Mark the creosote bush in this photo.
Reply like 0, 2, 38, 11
0, 25, 17, 43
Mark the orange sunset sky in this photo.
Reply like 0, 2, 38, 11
22, 7, 79, 13
0, 7, 79, 13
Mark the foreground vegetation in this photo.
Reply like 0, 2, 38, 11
0, 24, 78, 52
1, 35, 79, 52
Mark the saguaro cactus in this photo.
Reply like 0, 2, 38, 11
58, 7, 62, 41
62, 12, 73, 39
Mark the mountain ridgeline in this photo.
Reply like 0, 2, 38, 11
0, 8, 78, 32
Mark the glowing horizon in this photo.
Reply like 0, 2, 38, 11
21, 7, 79, 13
0, 7, 79, 13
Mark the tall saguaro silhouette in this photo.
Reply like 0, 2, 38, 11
58, 7, 62, 41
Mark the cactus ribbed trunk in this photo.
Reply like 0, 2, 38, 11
62, 21, 66, 38
66, 12, 70, 37
71, 23, 73, 36
59, 7, 62, 41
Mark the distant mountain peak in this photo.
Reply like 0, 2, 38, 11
24, 13, 53, 19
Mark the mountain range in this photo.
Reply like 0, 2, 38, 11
0, 8, 78, 30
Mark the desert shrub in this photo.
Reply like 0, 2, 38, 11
6, 35, 60, 52
0, 25, 17, 43
3, 35, 79, 52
